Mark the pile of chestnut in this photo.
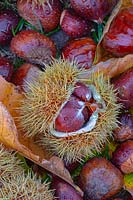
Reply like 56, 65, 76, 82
0, 0, 132, 199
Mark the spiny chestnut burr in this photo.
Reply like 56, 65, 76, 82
11, 63, 42, 92
19, 59, 121, 163
0, 10, 19, 46
112, 68, 133, 109
51, 177, 83, 200
62, 37, 96, 69
10, 30, 56, 66
0, 143, 53, 199
60, 9, 91, 38
112, 140, 133, 174
113, 113, 133, 142
103, 7, 133, 57
70, 0, 119, 23
17, 0, 62, 32
0, 57, 13, 81
79, 158, 124, 200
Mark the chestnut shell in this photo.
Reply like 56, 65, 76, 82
0, 10, 19, 46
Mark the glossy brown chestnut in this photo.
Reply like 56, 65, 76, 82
113, 113, 133, 142
72, 82, 92, 102
51, 177, 83, 200
60, 9, 90, 38
0, 57, 13, 81
70, 0, 119, 23
10, 30, 56, 66
112, 140, 133, 174
103, 7, 133, 57
79, 158, 123, 200
11, 63, 41, 92
55, 95, 90, 133
62, 37, 96, 69
17, 0, 62, 32
112, 68, 133, 109
0, 10, 19, 46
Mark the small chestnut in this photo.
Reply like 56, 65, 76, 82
112, 140, 133, 174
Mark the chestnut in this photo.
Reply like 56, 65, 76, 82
70, 0, 119, 23
103, 7, 133, 57
112, 68, 133, 109
11, 63, 41, 92
62, 37, 96, 69
72, 82, 92, 102
17, 0, 62, 32
51, 177, 83, 200
112, 140, 133, 174
79, 157, 123, 200
60, 9, 91, 38
0, 57, 13, 81
0, 9, 19, 46
113, 113, 133, 142
10, 30, 56, 66
55, 95, 90, 133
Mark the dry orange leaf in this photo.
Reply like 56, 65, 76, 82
0, 75, 23, 118
79, 54, 133, 80
0, 77, 83, 196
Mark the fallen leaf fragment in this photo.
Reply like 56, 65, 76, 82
79, 54, 133, 80
0, 75, 23, 118
0, 101, 83, 196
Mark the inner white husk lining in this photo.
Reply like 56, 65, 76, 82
49, 84, 106, 138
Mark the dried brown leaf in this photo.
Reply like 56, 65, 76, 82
0, 75, 23, 118
0, 77, 83, 196
79, 54, 133, 80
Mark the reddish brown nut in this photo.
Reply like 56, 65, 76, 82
103, 7, 133, 57
70, 0, 119, 23
0, 10, 19, 46
51, 177, 83, 200
112, 68, 133, 109
17, 0, 62, 32
62, 37, 96, 69
72, 82, 92, 102
112, 140, 133, 174
60, 9, 91, 38
0, 57, 13, 81
113, 113, 133, 142
11, 63, 41, 92
10, 30, 56, 66
79, 157, 123, 200
55, 95, 90, 133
